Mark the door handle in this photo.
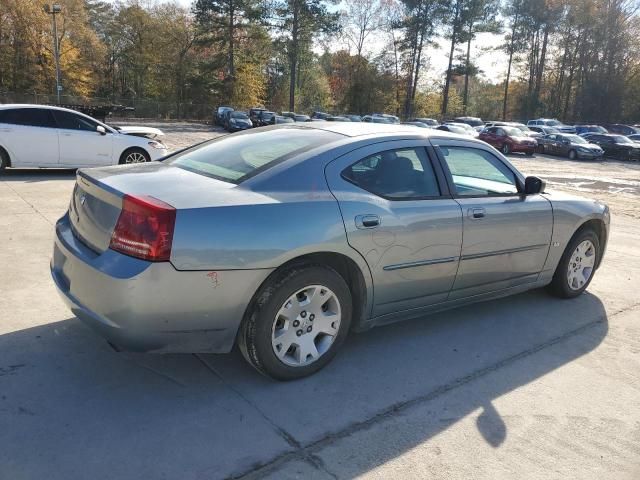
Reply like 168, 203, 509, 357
355, 214, 381, 229
468, 208, 486, 219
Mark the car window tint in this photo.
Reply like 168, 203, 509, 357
342, 147, 440, 200
53, 110, 99, 131
168, 127, 341, 184
0, 108, 56, 128
439, 147, 518, 197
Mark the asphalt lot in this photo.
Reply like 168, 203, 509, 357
1, 122, 639, 480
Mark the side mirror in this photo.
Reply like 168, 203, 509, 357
96, 125, 106, 135
524, 176, 545, 194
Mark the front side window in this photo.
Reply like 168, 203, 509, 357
342, 147, 440, 200
438, 146, 519, 197
167, 127, 341, 184
53, 110, 99, 132
0, 108, 56, 128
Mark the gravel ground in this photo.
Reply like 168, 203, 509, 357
1, 121, 639, 480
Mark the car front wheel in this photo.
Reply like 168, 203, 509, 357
119, 148, 150, 164
548, 228, 600, 299
238, 264, 352, 380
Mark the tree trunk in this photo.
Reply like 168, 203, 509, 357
228, 0, 235, 78
463, 30, 472, 115
289, 3, 299, 111
441, 0, 461, 117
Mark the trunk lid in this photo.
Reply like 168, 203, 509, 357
69, 162, 275, 253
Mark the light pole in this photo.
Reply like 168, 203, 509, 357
44, 4, 62, 104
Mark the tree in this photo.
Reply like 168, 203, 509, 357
273, 0, 340, 111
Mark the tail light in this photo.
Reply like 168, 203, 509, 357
109, 194, 176, 261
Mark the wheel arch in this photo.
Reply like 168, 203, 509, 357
240, 251, 371, 336
118, 146, 150, 164
0, 145, 11, 167
569, 218, 607, 269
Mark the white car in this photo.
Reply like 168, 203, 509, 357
0, 104, 168, 170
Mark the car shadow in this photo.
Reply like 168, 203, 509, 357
0, 289, 608, 479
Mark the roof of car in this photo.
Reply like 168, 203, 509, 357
290, 121, 439, 137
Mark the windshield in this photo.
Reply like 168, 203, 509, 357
446, 125, 469, 134
231, 112, 248, 119
545, 120, 562, 126
167, 128, 341, 183
458, 118, 483, 127
513, 125, 531, 132
564, 135, 587, 144
613, 135, 634, 144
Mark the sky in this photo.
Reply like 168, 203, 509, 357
105, 0, 509, 83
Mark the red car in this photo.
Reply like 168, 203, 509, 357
479, 126, 538, 156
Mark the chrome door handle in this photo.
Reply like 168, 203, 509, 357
468, 208, 486, 219
355, 214, 381, 229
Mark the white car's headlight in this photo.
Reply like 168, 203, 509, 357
148, 141, 166, 149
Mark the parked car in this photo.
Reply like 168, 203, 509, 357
249, 107, 267, 125
0, 104, 167, 169
441, 122, 479, 138
603, 124, 639, 136
537, 133, 604, 160
585, 133, 640, 161
225, 111, 253, 132
627, 134, 640, 143
345, 115, 362, 122
402, 121, 430, 128
256, 110, 276, 127
411, 118, 439, 127
326, 116, 351, 122
293, 114, 311, 122
362, 115, 395, 124
436, 123, 477, 138
453, 116, 483, 127
529, 125, 561, 135
574, 125, 608, 136
272, 115, 295, 124
215, 106, 233, 126
527, 118, 576, 134
479, 125, 537, 155
51, 123, 610, 380
367, 113, 399, 124
311, 111, 331, 120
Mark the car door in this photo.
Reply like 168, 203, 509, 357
52, 110, 113, 167
0, 107, 59, 167
325, 140, 463, 318
482, 127, 499, 147
432, 140, 553, 300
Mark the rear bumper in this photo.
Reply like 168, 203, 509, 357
51, 213, 273, 353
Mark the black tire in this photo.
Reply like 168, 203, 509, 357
502, 143, 511, 155
525, 150, 534, 157
119, 148, 150, 165
0, 147, 8, 171
238, 264, 353, 380
568, 149, 577, 160
548, 228, 600, 299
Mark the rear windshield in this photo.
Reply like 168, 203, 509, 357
166, 127, 341, 184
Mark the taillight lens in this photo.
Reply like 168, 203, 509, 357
109, 194, 176, 261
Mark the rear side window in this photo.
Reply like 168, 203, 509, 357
167, 127, 341, 184
53, 110, 99, 132
0, 108, 56, 128
342, 147, 441, 200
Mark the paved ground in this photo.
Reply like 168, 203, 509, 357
1, 122, 639, 480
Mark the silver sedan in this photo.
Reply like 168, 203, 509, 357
51, 123, 610, 380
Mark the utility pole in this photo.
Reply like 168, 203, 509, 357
44, 4, 62, 104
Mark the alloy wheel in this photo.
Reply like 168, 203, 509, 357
271, 285, 341, 367
125, 151, 147, 163
567, 240, 596, 290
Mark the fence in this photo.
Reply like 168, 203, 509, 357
0, 92, 213, 121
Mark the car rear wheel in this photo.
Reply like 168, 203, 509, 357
0, 147, 8, 171
548, 228, 600, 299
238, 264, 352, 380
119, 148, 150, 165
502, 143, 511, 155
568, 149, 577, 160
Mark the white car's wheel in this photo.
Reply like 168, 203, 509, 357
119, 148, 150, 165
